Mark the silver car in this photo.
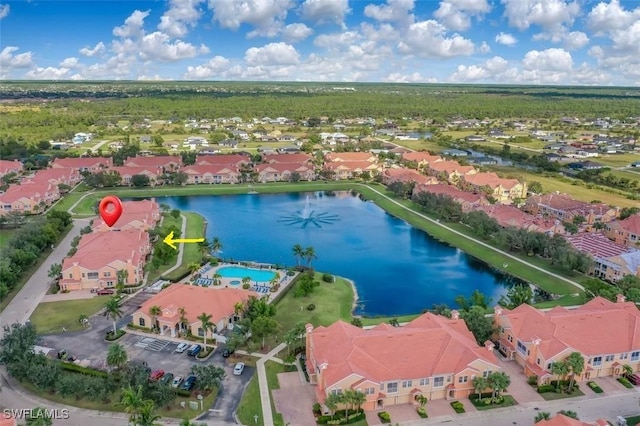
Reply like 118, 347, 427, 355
175, 343, 189, 353
233, 362, 245, 376
171, 375, 183, 388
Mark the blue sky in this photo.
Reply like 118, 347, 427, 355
1, 0, 639, 85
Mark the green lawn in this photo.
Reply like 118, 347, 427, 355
265, 361, 290, 426
236, 375, 263, 426
471, 395, 518, 410
164, 212, 205, 281
626, 415, 640, 426
538, 387, 585, 401
0, 228, 15, 248
29, 297, 109, 334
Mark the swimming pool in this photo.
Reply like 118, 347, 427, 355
230, 280, 241, 285
217, 266, 276, 282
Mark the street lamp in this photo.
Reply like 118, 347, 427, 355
197, 394, 203, 410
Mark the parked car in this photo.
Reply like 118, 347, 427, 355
171, 375, 183, 388
175, 343, 189, 353
222, 348, 234, 358
96, 289, 114, 295
160, 372, 174, 386
233, 362, 245, 376
181, 375, 197, 391
627, 374, 640, 385
187, 344, 202, 357
149, 370, 164, 381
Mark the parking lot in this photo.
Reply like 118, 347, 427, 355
37, 311, 253, 422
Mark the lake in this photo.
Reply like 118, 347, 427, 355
156, 191, 517, 316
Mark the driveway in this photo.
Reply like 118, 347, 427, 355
365, 404, 422, 425
495, 356, 544, 404
272, 371, 316, 426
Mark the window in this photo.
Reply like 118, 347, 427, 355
516, 340, 527, 355
331, 389, 342, 395
68, 274, 72, 278
605, 355, 614, 362
433, 377, 444, 388
87, 272, 99, 280
402, 380, 412, 388
379, 383, 384, 390
592, 356, 602, 366
458, 376, 468, 384
104, 271, 111, 277
631, 351, 640, 362
507, 335, 513, 342
106, 281, 113, 287
483, 370, 492, 378
547, 363, 552, 370
537, 358, 541, 365
621, 353, 628, 360
198, 328, 204, 337
364, 387, 375, 395
387, 382, 398, 393
419, 378, 429, 386
139, 318, 145, 327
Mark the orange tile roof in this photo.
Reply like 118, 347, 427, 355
401, 152, 443, 164
428, 160, 476, 175
309, 313, 499, 388
182, 164, 239, 175
136, 284, 256, 326
527, 194, 613, 216
51, 156, 112, 169
195, 154, 250, 166
616, 213, 640, 235
255, 163, 313, 173
110, 166, 161, 178
383, 167, 438, 185
463, 172, 521, 189
476, 205, 558, 232
324, 152, 376, 162
124, 156, 182, 168
324, 161, 380, 172
537, 414, 608, 426
498, 297, 640, 358
0, 181, 57, 203
262, 153, 312, 164
28, 167, 80, 185
565, 233, 630, 259
62, 229, 149, 270
0, 159, 23, 175
92, 200, 159, 231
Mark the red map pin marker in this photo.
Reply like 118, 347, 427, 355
99, 195, 123, 228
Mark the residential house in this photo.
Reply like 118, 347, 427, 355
441, 149, 468, 157
0, 159, 23, 178
537, 414, 608, 426
51, 156, 112, 172
401, 152, 443, 169
413, 184, 489, 212
524, 194, 618, 226
324, 152, 377, 163
231, 130, 249, 140
139, 135, 152, 143
29, 167, 82, 188
323, 161, 382, 180
0, 181, 60, 215
306, 312, 501, 411
262, 153, 312, 165
382, 167, 438, 186
255, 163, 315, 182
195, 154, 251, 167
124, 155, 182, 171
132, 284, 255, 338
566, 233, 633, 281
110, 166, 160, 186
476, 204, 565, 234
426, 161, 477, 185
494, 296, 640, 385
181, 164, 240, 184
59, 229, 151, 291
92, 199, 160, 232
599, 251, 640, 282
461, 172, 527, 204
605, 214, 640, 248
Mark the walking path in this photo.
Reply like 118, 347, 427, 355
67, 190, 95, 215
256, 342, 287, 426
357, 184, 586, 293
90, 139, 110, 153
162, 213, 188, 276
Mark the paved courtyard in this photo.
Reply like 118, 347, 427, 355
496, 356, 545, 403
365, 404, 422, 425
272, 371, 316, 426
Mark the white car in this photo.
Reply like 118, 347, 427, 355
175, 343, 189, 353
171, 376, 183, 388
233, 362, 245, 376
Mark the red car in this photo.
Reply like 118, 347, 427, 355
149, 370, 164, 381
627, 374, 640, 385
96, 289, 114, 295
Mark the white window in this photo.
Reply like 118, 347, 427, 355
458, 376, 468, 384
605, 355, 614, 362
419, 378, 429, 386
364, 387, 374, 395
631, 351, 640, 362
87, 272, 99, 279
516, 340, 527, 355
592, 356, 602, 366
402, 380, 412, 388
387, 382, 398, 393
433, 377, 444, 387
621, 353, 628, 360
483, 370, 492, 378
331, 388, 342, 395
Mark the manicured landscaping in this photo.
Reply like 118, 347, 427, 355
450, 400, 465, 413
377, 411, 391, 423
265, 360, 292, 426
236, 375, 263, 426
469, 394, 517, 410
29, 297, 109, 334
587, 381, 604, 393
625, 415, 640, 426
105, 329, 126, 341
617, 377, 634, 388
164, 212, 206, 282
538, 386, 584, 401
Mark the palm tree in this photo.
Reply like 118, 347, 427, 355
233, 301, 244, 320
25, 408, 52, 426
104, 296, 123, 336
212, 273, 222, 286
178, 307, 189, 335
551, 361, 570, 392
179, 417, 207, 426
116, 269, 129, 293
351, 390, 366, 413
415, 394, 428, 408
622, 363, 633, 378
47, 263, 62, 281
120, 385, 146, 423
472, 375, 489, 399
106, 343, 128, 370
242, 276, 251, 288
188, 262, 201, 275
487, 371, 510, 403
197, 313, 214, 352
324, 393, 340, 420
198, 238, 211, 257
303, 246, 317, 268
134, 400, 162, 426
341, 390, 354, 418
292, 244, 304, 267
557, 410, 578, 419
534, 412, 551, 423
148, 305, 161, 332
211, 237, 222, 258
566, 352, 585, 391
78, 313, 89, 327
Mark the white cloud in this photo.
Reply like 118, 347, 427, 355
501, 0, 580, 40
0, 3, 9, 19
137, 74, 166, 81
563, 31, 589, 50
245, 42, 300, 66
386, 72, 437, 83
479, 41, 490, 53
184, 56, 230, 79
24, 66, 71, 80
209, 0, 293, 38
300, 0, 350, 26
281, 23, 313, 42
587, 0, 640, 34
158, 0, 204, 38
0, 47, 33, 68
138, 32, 206, 62
434, 0, 491, 31
314, 31, 362, 49
450, 55, 508, 81
495, 32, 517, 46
59, 57, 79, 68
79, 42, 106, 57
364, 0, 415, 26
398, 20, 475, 58
522, 48, 573, 72
113, 10, 150, 38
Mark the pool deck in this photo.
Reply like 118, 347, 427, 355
184, 262, 298, 303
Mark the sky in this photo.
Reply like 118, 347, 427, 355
1, 0, 640, 85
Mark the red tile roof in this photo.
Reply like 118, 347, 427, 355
476, 205, 559, 233
463, 172, 521, 189
62, 229, 149, 271
309, 313, 499, 388
28, 168, 79, 185
195, 154, 250, 166
262, 153, 312, 164
401, 152, 443, 164
0, 159, 23, 176
136, 284, 256, 326
565, 232, 630, 259
0, 181, 57, 203
110, 166, 161, 178
498, 297, 640, 358
51, 157, 112, 170
324, 152, 377, 162
428, 161, 476, 175
615, 213, 640, 235
527, 193, 613, 216
92, 200, 159, 231
182, 164, 239, 175
124, 156, 182, 168
324, 161, 380, 172
383, 167, 437, 185
537, 414, 608, 426
255, 163, 313, 173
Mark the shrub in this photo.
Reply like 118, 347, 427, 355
417, 407, 428, 418
617, 377, 633, 388
196, 347, 213, 359
317, 411, 365, 425
450, 401, 465, 413
242, 283, 250, 289
59, 362, 109, 378
377, 411, 391, 423
312, 403, 322, 415
176, 389, 192, 397
587, 381, 603, 393
537, 385, 555, 393
127, 323, 151, 332
307, 303, 316, 311
527, 376, 538, 386
105, 329, 125, 341
322, 273, 333, 283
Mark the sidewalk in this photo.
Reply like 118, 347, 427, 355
41, 289, 95, 302
256, 342, 287, 426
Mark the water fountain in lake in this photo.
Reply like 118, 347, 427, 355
278, 195, 339, 228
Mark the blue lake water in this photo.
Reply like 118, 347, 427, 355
156, 191, 517, 316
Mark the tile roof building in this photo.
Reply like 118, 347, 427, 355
564, 233, 640, 282
382, 167, 439, 186
323, 161, 382, 180
524, 194, 618, 226
92, 199, 160, 232
461, 172, 527, 204
537, 414, 608, 426
306, 312, 500, 411
255, 163, 315, 182
262, 153, 312, 164
475, 204, 565, 234
0, 181, 60, 215
51, 156, 112, 172
324, 152, 378, 163
494, 297, 640, 385
124, 155, 182, 170
606, 214, 640, 248
426, 161, 477, 184
401, 152, 443, 169
413, 183, 489, 212
110, 166, 161, 186
195, 154, 251, 166
132, 284, 256, 338
181, 164, 240, 184
0, 159, 23, 177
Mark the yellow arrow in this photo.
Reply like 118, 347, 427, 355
163, 231, 205, 250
